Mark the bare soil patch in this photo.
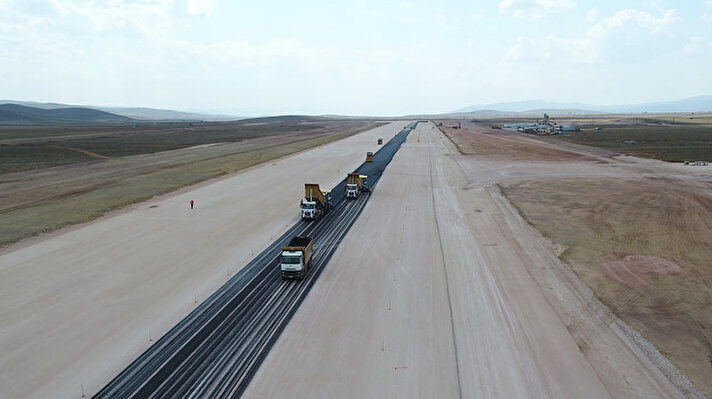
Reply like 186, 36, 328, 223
502, 177, 712, 397
436, 120, 599, 162
601, 255, 682, 290
49, 145, 109, 159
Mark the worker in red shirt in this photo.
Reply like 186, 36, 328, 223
190, 200, 194, 209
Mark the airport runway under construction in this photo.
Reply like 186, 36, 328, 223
93, 122, 420, 398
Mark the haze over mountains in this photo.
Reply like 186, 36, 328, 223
0, 100, 239, 122
1, 95, 711, 124
0, 103, 131, 123
454, 95, 712, 116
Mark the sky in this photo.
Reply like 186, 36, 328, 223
1, 0, 711, 116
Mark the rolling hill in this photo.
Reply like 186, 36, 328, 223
0, 103, 132, 123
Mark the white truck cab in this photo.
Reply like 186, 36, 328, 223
346, 183, 359, 199
280, 250, 305, 277
301, 201, 317, 219
280, 236, 314, 279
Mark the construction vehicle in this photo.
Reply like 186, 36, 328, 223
280, 236, 314, 279
365, 151, 373, 162
301, 183, 332, 220
377, 138, 383, 145
345, 173, 369, 199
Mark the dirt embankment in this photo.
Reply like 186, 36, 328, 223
502, 178, 712, 397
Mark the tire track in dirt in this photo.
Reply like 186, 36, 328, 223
49, 145, 109, 159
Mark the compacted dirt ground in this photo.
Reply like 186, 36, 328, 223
243, 122, 698, 398
0, 122, 401, 399
448, 122, 711, 397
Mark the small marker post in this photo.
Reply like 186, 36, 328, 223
381, 339, 385, 352
81, 384, 86, 398
149, 329, 153, 342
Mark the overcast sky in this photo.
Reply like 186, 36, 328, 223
1, 0, 711, 116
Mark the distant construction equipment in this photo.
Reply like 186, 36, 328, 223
502, 113, 580, 135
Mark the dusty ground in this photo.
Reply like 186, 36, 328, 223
437, 120, 604, 162
503, 177, 712, 397
244, 122, 693, 398
0, 122, 401, 399
443, 121, 712, 397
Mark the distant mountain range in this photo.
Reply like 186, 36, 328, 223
454, 95, 712, 115
0, 103, 131, 123
3, 95, 711, 124
0, 100, 240, 122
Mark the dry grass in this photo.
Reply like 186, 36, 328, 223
0, 123, 382, 247
501, 178, 712, 397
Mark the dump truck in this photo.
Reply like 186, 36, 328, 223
377, 138, 383, 145
345, 173, 369, 199
365, 151, 373, 162
301, 183, 332, 220
280, 236, 314, 279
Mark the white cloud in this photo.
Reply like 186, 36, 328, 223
186, 0, 218, 16
49, 0, 176, 35
588, 9, 680, 38
499, 0, 575, 20
536, 0, 575, 8
397, 2, 415, 10
683, 36, 711, 53
503, 8, 680, 65
587, 7, 598, 21
504, 36, 598, 63
704, 0, 712, 21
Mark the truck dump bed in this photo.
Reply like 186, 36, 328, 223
286, 236, 312, 248
347, 173, 362, 186
304, 183, 327, 206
